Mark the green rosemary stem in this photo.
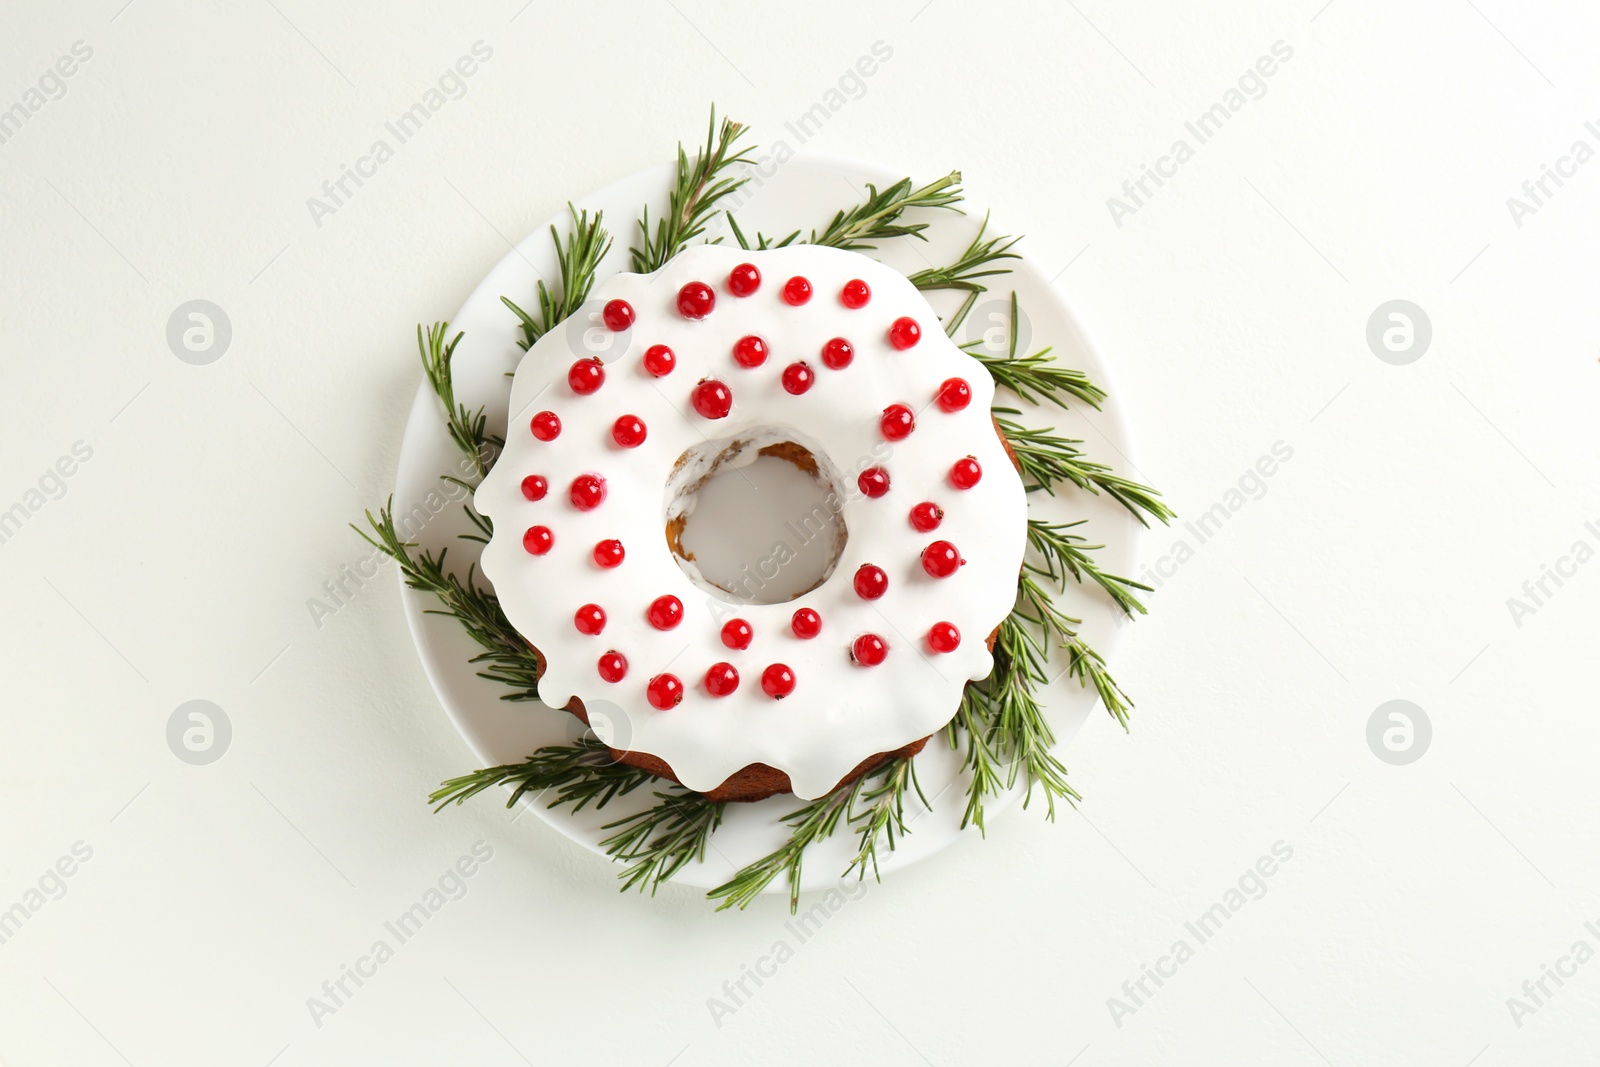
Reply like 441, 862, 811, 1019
1015, 573, 1134, 729
808, 171, 964, 250
964, 293, 1108, 410
985, 615, 1081, 817
602, 793, 726, 895
996, 412, 1175, 526
354, 501, 541, 701
631, 108, 756, 273
417, 322, 496, 476
502, 205, 612, 350
705, 776, 865, 912
947, 687, 1008, 834
430, 737, 658, 814
1027, 518, 1150, 617
906, 214, 1020, 293
844, 756, 927, 881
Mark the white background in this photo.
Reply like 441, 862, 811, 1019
2, 1, 1598, 1064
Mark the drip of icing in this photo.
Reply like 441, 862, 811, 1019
475, 246, 1027, 799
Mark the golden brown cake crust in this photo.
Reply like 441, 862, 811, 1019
566, 700, 931, 802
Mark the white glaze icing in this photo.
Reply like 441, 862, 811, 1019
475, 245, 1028, 799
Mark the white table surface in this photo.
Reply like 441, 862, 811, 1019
3, 1, 1598, 1064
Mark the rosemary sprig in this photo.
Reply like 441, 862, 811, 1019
706, 775, 865, 912
948, 615, 1084, 830
728, 172, 968, 252
951, 698, 1008, 835
602, 793, 726, 895
502, 205, 612, 351
433, 738, 726, 895
912, 217, 1018, 337
1028, 518, 1149, 617
906, 214, 1020, 293
966, 293, 1108, 410
430, 737, 657, 814
418, 323, 497, 476
355, 501, 542, 701
631, 108, 755, 273
807, 171, 963, 250
997, 411, 1174, 526
725, 212, 799, 252
984, 614, 1081, 816
973, 345, 1107, 411
946, 688, 1008, 834
844, 756, 926, 882
1016, 572, 1133, 729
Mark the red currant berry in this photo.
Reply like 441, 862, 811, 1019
927, 622, 961, 653
782, 276, 812, 305
936, 377, 972, 412
612, 414, 647, 448
520, 474, 548, 501
573, 603, 606, 635
597, 651, 627, 683
853, 564, 888, 600
643, 344, 676, 377
820, 338, 854, 371
530, 411, 561, 441
677, 281, 715, 319
733, 334, 769, 368
569, 474, 606, 511
721, 618, 753, 650
791, 608, 822, 639
889, 316, 921, 350
840, 279, 871, 308
704, 662, 739, 697
880, 404, 915, 441
647, 673, 684, 709
782, 361, 814, 395
949, 457, 982, 489
761, 663, 796, 698
647, 594, 683, 630
921, 540, 963, 578
858, 467, 890, 498
602, 299, 634, 331
909, 501, 943, 531
851, 634, 888, 666
569, 358, 605, 395
728, 263, 761, 296
522, 525, 553, 555
691, 378, 733, 419
593, 539, 624, 568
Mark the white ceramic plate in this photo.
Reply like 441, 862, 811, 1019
393, 151, 1146, 895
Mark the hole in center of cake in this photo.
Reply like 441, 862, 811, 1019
664, 429, 848, 605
